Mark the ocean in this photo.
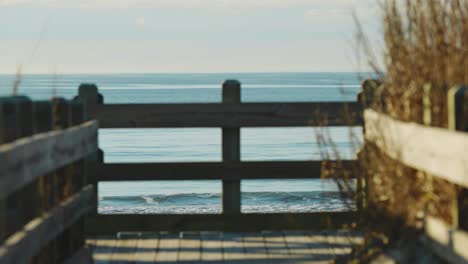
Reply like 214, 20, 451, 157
0, 72, 367, 214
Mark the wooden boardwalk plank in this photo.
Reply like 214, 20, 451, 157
283, 231, 314, 258
133, 233, 159, 264
87, 231, 363, 263
178, 232, 202, 262
305, 231, 335, 260
200, 232, 223, 262
222, 232, 245, 262
88, 235, 118, 264
109, 234, 138, 264
326, 230, 361, 258
242, 232, 269, 260
263, 231, 289, 260
155, 233, 180, 263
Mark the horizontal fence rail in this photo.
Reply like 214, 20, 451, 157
85, 212, 356, 234
98, 160, 357, 181
361, 82, 468, 263
364, 109, 468, 189
77, 81, 361, 221
0, 121, 98, 199
0, 95, 97, 263
87, 102, 363, 128
0, 186, 94, 264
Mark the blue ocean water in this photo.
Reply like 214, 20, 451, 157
0, 72, 367, 214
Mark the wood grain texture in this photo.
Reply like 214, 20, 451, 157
0, 186, 94, 264
97, 160, 356, 181
87, 102, 362, 128
364, 109, 468, 188
0, 121, 98, 199
85, 212, 355, 234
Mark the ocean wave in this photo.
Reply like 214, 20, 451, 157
98, 191, 354, 214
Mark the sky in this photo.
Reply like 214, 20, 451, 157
0, 0, 381, 74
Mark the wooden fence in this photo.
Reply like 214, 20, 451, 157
0, 79, 362, 262
0, 96, 98, 264
75, 80, 362, 234
361, 81, 468, 263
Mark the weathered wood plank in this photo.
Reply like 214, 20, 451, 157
222, 232, 245, 262
133, 234, 158, 264
242, 232, 269, 260
178, 232, 202, 262
364, 109, 468, 188
200, 232, 223, 262
109, 235, 138, 264
97, 160, 356, 181
155, 233, 179, 262
0, 186, 94, 264
87, 102, 362, 128
222, 80, 242, 215
262, 231, 290, 260
85, 212, 355, 234
305, 231, 334, 259
421, 216, 468, 264
87, 235, 118, 264
0, 121, 98, 199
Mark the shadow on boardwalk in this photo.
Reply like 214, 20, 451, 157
87, 230, 362, 263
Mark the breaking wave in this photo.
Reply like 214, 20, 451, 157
99, 191, 354, 214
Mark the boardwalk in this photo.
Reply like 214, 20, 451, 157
87, 231, 362, 263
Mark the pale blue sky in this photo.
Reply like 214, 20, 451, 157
0, 0, 380, 73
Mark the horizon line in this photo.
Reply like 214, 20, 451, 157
0, 70, 375, 75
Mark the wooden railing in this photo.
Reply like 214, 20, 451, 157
74, 80, 363, 233
0, 79, 362, 261
361, 82, 468, 263
0, 97, 98, 264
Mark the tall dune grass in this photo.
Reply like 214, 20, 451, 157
356, 0, 468, 241
381, 0, 468, 126
333, 1, 468, 260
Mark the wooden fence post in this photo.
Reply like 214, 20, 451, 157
51, 97, 75, 262
222, 80, 241, 214
448, 85, 468, 229
69, 100, 87, 260
358, 79, 383, 110
31, 100, 56, 263
76, 83, 102, 215
357, 79, 383, 211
